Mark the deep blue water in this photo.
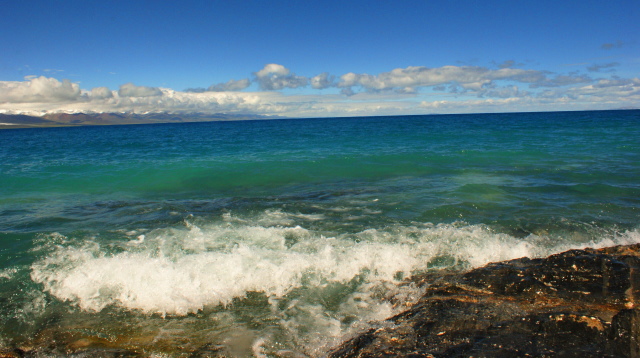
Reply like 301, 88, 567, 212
0, 110, 639, 356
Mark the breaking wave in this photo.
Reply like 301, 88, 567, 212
30, 211, 640, 317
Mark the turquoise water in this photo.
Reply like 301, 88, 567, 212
1, 110, 639, 356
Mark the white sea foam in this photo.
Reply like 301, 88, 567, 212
31, 217, 640, 316
31, 224, 409, 315
0, 267, 18, 280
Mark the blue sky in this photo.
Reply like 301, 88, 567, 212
0, 0, 638, 117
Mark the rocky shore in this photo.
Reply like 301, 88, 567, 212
3, 244, 640, 357
329, 244, 640, 357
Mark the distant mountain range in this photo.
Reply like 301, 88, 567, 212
0, 112, 279, 128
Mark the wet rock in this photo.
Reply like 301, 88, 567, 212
611, 308, 640, 358
461, 248, 639, 303
1, 347, 139, 358
0, 349, 25, 358
328, 244, 640, 357
3, 333, 140, 358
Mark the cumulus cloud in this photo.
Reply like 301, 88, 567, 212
336, 65, 550, 94
90, 87, 114, 100
0, 76, 81, 103
208, 78, 251, 92
254, 64, 308, 90
310, 72, 335, 89
118, 83, 162, 97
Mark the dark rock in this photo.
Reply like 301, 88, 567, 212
328, 244, 640, 357
611, 308, 640, 357
0, 348, 25, 358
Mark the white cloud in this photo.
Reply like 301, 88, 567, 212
0, 76, 81, 103
0, 62, 638, 118
563, 77, 640, 99
310, 72, 334, 89
460, 80, 492, 91
418, 96, 605, 113
118, 83, 162, 97
90, 87, 114, 100
337, 66, 549, 93
594, 77, 640, 88
254, 64, 308, 90
255, 64, 288, 78
105, 89, 259, 113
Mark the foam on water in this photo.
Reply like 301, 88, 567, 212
30, 211, 640, 318
0, 268, 17, 280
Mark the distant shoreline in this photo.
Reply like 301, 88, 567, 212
0, 108, 637, 130
0, 112, 281, 129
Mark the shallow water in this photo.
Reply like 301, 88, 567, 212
1, 110, 639, 356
